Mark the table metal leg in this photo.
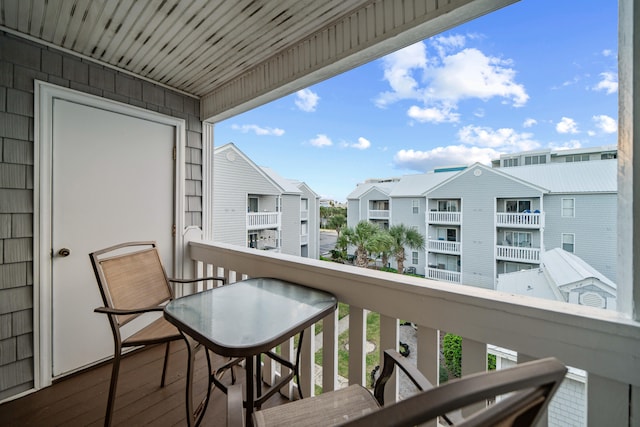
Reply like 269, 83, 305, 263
181, 334, 214, 427
245, 356, 255, 427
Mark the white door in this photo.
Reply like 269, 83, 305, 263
51, 99, 175, 377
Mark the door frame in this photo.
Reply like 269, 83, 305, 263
34, 81, 187, 389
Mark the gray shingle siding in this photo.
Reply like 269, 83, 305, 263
280, 195, 301, 256
0, 31, 202, 399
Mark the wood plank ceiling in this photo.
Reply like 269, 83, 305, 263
0, 0, 518, 120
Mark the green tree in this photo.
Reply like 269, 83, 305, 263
369, 229, 394, 269
327, 214, 346, 237
388, 224, 425, 274
339, 221, 382, 268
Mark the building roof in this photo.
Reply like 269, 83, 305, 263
346, 181, 397, 200
260, 167, 303, 194
389, 172, 457, 197
541, 248, 617, 291
500, 159, 617, 193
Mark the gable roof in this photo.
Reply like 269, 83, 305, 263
389, 172, 457, 197
260, 167, 303, 195
541, 248, 617, 291
347, 181, 397, 200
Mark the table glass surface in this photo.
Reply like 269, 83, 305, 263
164, 277, 337, 356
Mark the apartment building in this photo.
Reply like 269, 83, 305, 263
346, 147, 617, 290
213, 143, 320, 258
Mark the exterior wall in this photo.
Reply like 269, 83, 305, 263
347, 199, 361, 227
213, 147, 279, 247
542, 193, 617, 282
298, 184, 320, 259
390, 197, 426, 274
280, 195, 301, 256
0, 31, 203, 400
428, 167, 543, 289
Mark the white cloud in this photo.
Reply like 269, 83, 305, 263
407, 105, 460, 123
375, 37, 528, 120
393, 145, 498, 172
548, 140, 582, 151
375, 42, 427, 108
458, 125, 539, 151
295, 89, 320, 112
427, 48, 529, 107
556, 117, 579, 134
523, 118, 538, 128
593, 71, 618, 94
309, 134, 332, 148
231, 124, 285, 136
602, 49, 613, 57
350, 137, 371, 150
592, 114, 617, 133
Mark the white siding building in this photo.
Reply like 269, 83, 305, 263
213, 143, 320, 258
347, 148, 617, 290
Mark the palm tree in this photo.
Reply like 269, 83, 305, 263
327, 214, 346, 237
369, 229, 394, 269
388, 224, 425, 274
340, 220, 382, 268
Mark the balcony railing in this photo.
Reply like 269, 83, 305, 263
301, 210, 308, 221
300, 234, 309, 245
496, 212, 544, 228
368, 209, 389, 219
426, 267, 461, 284
428, 211, 461, 224
428, 239, 461, 254
187, 240, 639, 426
247, 212, 281, 230
496, 245, 541, 263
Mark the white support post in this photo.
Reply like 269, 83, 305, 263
461, 338, 487, 417
348, 306, 366, 386
417, 326, 439, 427
322, 310, 339, 392
587, 373, 629, 426
379, 315, 398, 405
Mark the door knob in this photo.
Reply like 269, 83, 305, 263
58, 248, 71, 257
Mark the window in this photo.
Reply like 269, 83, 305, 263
562, 233, 575, 253
301, 222, 308, 235
437, 200, 458, 212
562, 198, 575, 217
505, 200, 531, 213
248, 197, 258, 212
412, 251, 418, 264
524, 155, 546, 165
565, 154, 590, 162
504, 231, 532, 247
412, 199, 419, 214
504, 263, 534, 274
601, 152, 617, 160
503, 158, 518, 167
437, 228, 457, 241
301, 198, 308, 210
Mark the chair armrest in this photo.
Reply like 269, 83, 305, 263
373, 349, 434, 406
227, 383, 245, 427
94, 306, 164, 315
169, 276, 226, 285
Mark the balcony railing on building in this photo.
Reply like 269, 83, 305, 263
301, 210, 308, 221
186, 240, 639, 426
300, 234, 309, 245
496, 212, 544, 228
428, 239, 461, 255
247, 212, 281, 230
428, 211, 461, 224
368, 209, 389, 219
426, 266, 461, 284
496, 245, 541, 263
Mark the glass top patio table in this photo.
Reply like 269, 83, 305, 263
164, 277, 337, 426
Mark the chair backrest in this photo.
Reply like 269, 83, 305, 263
90, 241, 172, 326
343, 357, 567, 427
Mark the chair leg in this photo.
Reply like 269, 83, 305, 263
104, 348, 122, 427
161, 341, 171, 387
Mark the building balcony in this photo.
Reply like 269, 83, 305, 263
300, 234, 309, 245
301, 210, 308, 221
496, 245, 541, 263
426, 267, 461, 284
428, 239, 461, 255
368, 209, 389, 219
428, 211, 461, 224
496, 212, 544, 228
247, 212, 281, 230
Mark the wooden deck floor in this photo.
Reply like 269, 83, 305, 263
0, 341, 288, 426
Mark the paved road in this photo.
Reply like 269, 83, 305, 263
319, 229, 337, 256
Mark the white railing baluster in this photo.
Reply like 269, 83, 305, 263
461, 338, 488, 417
322, 310, 339, 392
299, 324, 314, 397
587, 374, 629, 426
417, 326, 439, 427
379, 315, 399, 404
348, 306, 366, 386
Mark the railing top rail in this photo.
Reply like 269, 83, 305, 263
189, 240, 640, 387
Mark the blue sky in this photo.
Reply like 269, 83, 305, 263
214, 0, 618, 202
